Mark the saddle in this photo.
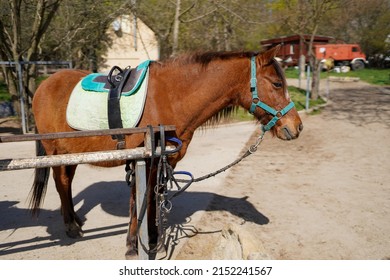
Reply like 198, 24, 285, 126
66, 60, 152, 135
81, 60, 151, 95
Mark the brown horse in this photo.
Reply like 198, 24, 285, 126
31, 46, 303, 256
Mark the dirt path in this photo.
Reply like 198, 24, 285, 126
1, 79, 389, 260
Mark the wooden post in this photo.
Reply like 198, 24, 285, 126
135, 160, 149, 260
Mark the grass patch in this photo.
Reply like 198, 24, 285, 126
288, 86, 326, 111
284, 67, 390, 85
330, 68, 390, 85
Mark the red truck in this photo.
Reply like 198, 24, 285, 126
260, 35, 367, 70
314, 44, 367, 70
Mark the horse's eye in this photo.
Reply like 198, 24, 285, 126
273, 82, 283, 88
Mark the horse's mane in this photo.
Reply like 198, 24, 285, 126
159, 50, 259, 67
156, 50, 285, 128
187, 50, 260, 67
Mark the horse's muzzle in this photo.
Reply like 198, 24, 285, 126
279, 123, 303, 140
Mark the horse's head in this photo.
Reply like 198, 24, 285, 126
242, 46, 303, 140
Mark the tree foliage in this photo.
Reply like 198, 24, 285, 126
41, 0, 130, 70
2, 0, 388, 72
268, 0, 340, 100
0, 0, 131, 126
328, 0, 390, 57
131, 0, 272, 59
0, 0, 61, 122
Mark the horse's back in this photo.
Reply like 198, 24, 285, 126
33, 69, 89, 134
33, 69, 88, 108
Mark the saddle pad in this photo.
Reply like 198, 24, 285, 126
66, 69, 149, 131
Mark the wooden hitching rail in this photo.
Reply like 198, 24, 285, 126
0, 126, 176, 172
0, 126, 176, 143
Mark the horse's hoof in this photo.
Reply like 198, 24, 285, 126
66, 229, 84, 238
65, 223, 84, 238
125, 247, 138, 259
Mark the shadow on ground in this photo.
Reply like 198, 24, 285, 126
0, 180, 269, 257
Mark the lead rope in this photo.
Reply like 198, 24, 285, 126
175, 129, 266, 185
145, 129, 267, 258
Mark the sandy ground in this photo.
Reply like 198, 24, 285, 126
0, 78, 389, 260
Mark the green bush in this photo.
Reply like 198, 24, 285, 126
0, 80, 11, 102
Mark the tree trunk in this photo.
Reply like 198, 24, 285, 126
224, 23, 232, 51
158, 36, 173, 60
298, 54, 306, 88
311, 58, 322, 100
172, 0, 181, 56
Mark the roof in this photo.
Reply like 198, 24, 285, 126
260, 34, 334, 45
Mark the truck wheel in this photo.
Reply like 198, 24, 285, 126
351, 60, 365, 70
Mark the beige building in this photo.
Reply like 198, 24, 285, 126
101, 14, 159, 72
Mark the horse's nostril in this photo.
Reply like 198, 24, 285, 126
283, 127, 293, 140
298, 123, 303, 133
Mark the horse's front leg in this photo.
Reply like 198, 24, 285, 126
52, 165, 83, 238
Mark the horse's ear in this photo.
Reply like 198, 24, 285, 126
258, 44, 281, 66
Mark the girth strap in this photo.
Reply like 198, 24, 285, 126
107, 66, 132, 146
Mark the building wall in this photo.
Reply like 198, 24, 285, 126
100, 14, 159, 72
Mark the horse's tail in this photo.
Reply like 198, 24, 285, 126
29, 136, 50, 216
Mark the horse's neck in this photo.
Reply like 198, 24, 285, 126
162, 60, 249, 135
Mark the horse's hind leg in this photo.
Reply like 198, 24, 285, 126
52, 165, 83, 238
126, 186, 138, 257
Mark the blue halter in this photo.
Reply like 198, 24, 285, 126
249, 56, 295, 132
